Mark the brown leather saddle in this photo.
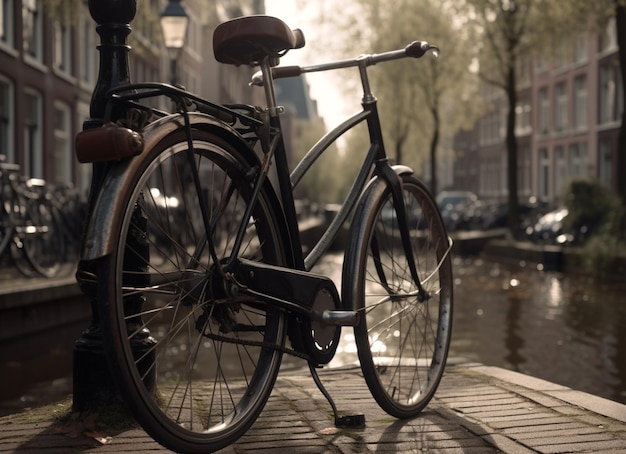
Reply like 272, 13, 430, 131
213, 15, 305, 66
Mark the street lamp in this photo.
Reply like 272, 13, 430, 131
160, 0, 189, 85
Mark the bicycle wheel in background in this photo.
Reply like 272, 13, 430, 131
0, 205, 12, 258
343, 173, 453, 418
99, 129, 287, 453
21, 197, 64, 277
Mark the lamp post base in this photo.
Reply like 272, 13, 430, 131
73, 325, 119, 413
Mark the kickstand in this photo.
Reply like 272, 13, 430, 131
308, 362, 366, 429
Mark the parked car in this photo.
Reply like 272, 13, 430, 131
381, 198, 426, 229
436, 191, 478, 231
524, 206, 572, 244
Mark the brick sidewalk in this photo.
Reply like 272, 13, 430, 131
1, 362, 626, 453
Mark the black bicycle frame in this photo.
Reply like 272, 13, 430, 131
100, 53, 429, 307
261, 59, 426, 295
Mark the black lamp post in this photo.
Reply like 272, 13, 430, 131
160, 0, 189, 86
73, 0, 137, 413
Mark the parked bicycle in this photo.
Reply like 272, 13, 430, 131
76, 15, 453, 453
0, 156, 67, 277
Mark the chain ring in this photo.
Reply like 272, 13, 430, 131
303, 286, 341, 365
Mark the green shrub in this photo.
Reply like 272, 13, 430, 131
563, 180, 626, 274
562, 179, 617, 234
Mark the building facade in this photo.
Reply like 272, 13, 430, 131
0, 0, 264, 196
454, 20, 623, 206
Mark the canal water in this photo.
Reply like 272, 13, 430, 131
450, 255, 626, 404
1, 253, 625, 417
314, 252, 626, 406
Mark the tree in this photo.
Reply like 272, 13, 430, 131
326, 0, 479, 196
367, 0, 479, 196
463, 0, 544, 234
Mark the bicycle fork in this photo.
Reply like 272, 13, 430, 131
378, 163, 431, 302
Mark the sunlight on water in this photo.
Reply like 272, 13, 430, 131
451, 256, 626, 405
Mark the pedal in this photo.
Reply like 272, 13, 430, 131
335, 414, 366, 429
321, 310, 359, 326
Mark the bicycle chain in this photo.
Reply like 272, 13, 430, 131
200, 329, 312, 362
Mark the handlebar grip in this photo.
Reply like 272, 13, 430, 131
273, 65, 303, 79
405, 41, 439, 59
250, 65, 303, 86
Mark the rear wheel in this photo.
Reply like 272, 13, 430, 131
100, 129, 287, 453
345, 173, 453, 418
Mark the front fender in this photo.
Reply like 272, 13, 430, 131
340, 164, 414, 310
80, 112, 267, 260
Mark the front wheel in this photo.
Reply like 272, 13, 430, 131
343, 173, 453, 418
99, 129, 287, 453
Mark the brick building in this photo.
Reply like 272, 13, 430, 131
453, 20, 623, 205
0, 0, 264, 195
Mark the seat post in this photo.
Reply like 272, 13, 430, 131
259, 58, 282, 118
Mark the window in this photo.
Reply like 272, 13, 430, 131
573, 75, 587, 131
599, 17, 617, 53
599, 62, 623, 125
515, 102, 531, 135
53, 102, 72, 184
599, 141, 613, 189
554, 146, 567, 197
554, 82, 568, 132
568, 142, 588, 180
516, 55, 531, 87
81, 16, 97, 85
479, 109, 501, 145
23, 0, 42, 61
1, 0, 14, 47
518, 144, 531, 197
23, 89, 42, 178
538, 87, 549, 135
538, 148, 550, 200
0, 77, 14, 162
53, 17, 72, 73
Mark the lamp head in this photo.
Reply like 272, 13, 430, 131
160, 0, 189, 60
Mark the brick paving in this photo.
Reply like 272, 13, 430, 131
1, 361, 626, 453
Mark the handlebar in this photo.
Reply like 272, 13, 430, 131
250, 41, 439, 86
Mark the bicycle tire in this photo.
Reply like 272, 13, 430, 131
21, 197, 64, 277
99, 129, 287, 453
10, 239, 36, 277
0, 210, 12, 258
344, 172, 453, 418
0, 174, 14, 257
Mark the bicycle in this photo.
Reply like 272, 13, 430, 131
75, 15, 453, 453
0, 156, 65, 277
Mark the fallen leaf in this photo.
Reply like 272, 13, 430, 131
85, 430, 113, 444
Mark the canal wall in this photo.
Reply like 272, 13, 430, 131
483, 238, 626, 279
0, 266, 86, 343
